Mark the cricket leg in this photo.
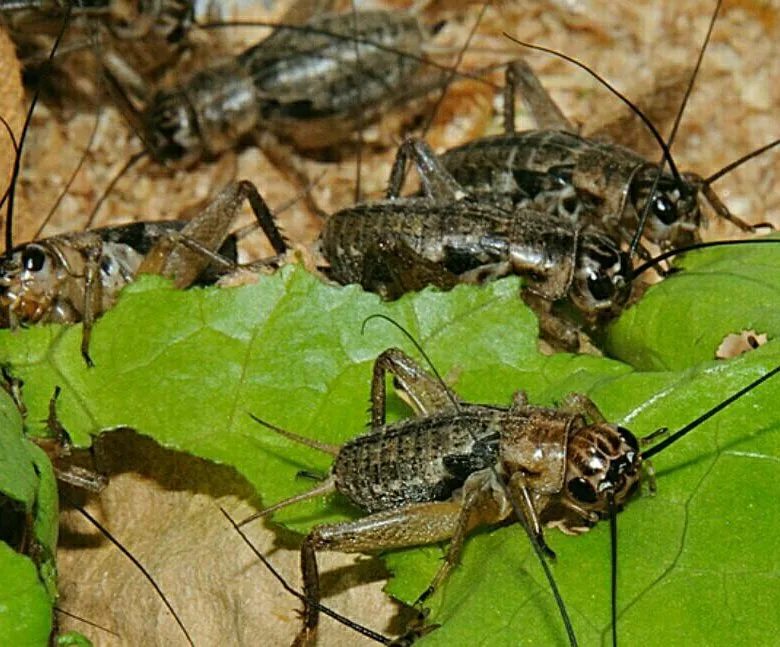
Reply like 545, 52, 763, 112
504, 59, 574, 134
297, 471, 509, 646
386, 138, 465, 201
369, 347, 460, 427
139, 180, 288, 288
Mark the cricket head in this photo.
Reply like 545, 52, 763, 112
143, 89, 204, 167
628, 166, 701, 249
0, 243, 65, 325
570, 231, 632, 321
556, 423, 642, 533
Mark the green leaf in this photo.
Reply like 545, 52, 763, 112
1, 265, 778, 646
0, 542, 53, 645
606, 235, 780, 370
0, 387, 38, 506
0, 389, 57, 645
56, 631, 94, 647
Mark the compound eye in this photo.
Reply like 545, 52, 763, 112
21, 247, 46, 272
587, 272, 614, 302
568, 477, 598, 504
651, 193, 678, 225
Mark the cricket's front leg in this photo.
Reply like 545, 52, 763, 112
558, 392, 607, 424
521, 289, 583, 352
80, 242, 104, 367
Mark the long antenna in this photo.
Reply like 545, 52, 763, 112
4, 2, 74, 253
417, 0, 490, 139
82, 150, 146, 230
361, 313, 579, 646
609, 492, 618, 647
665, 0, 721, 151
74, 507, 195, 647
705, 137, 780, 185
348, 0, 365, 203
642, 365, 780, 461
628, 0, 722, 258
54, 606, 119, 638
34, 106, 105, 239
630, 237, 780, 280
0, 115, 19, 212
501, 36, 680, 182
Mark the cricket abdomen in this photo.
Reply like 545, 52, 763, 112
332, 406, 503, 513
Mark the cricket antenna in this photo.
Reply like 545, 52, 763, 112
33, 106, 105, 240
74, 506, 195, 647
641, 365, 780, 461
349, 0, 365, 203
501, 36, 680, 183
46, 386, 190, 641
32, 9, 106, 240
219, 507, 392, 645
630, 237, 780, 280
0, 116, 19, 211
82, 150, 146, 230
360, 313, 579, 646
54, 606, 120, 638
418, 0, 490, 140
608, 491, 618, 647
665, 0, 721, 152
4, 3, 74, 254
628, 0, 722, 259
705, 137, 780, 185
84, 29, 156, 232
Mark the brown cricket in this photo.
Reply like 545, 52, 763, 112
240, 341, 780, 646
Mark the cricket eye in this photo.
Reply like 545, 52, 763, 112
567, 477, 598, 504
651, 192, 678, 225
587, 272, 614, 301
21, 247, 47, 273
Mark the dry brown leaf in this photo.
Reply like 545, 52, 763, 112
57, 431, 403, 646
